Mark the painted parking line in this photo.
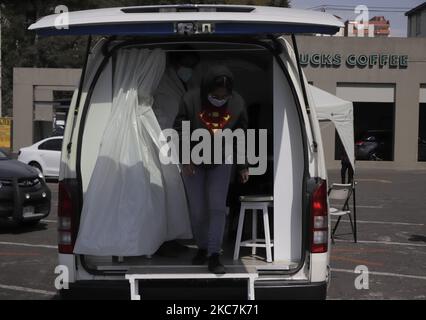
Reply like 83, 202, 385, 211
0, 252, 41, 257
356, 179, 392, 184
0, 284, 56, 296
334, 239, 426, 248
330, 204, 384, 209
331, 268, 426, 281
332, 248, 389, 254
0, 241, 57, 249
331, 256, 384, 267
356, 205, 384, 209
331, 219, 424, 226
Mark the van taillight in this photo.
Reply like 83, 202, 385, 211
310, 180, 329, 254
58, 181, 76, 254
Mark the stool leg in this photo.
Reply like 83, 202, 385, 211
263, 205, 273, 263
234, 205, 246, 260
252, 209, 257, 256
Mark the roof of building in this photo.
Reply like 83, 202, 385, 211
405, 2, 426, 16
369, 16, 389, 23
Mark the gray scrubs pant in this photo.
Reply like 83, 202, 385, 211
183, 165, 233, 256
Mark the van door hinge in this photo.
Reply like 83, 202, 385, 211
67, 142, 72, 154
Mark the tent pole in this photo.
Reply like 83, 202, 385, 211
353, 180, 357, 243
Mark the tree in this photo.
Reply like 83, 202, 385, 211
0, 0, 290, 115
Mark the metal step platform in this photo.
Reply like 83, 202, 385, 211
126, 265, 259, 300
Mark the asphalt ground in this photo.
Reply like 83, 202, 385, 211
0, 169, 425, 300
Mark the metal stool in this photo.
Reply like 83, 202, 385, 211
233, 196, 274, 263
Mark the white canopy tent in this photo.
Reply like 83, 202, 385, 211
309, 84, 355, 170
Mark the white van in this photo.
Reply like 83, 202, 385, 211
30, 4, 342, 300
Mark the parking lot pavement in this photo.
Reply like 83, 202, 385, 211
327, 169, 426, 300
0, 182, 58, 300
0, 170, 425, 300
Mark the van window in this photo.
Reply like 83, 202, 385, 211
39, 139, 62, 151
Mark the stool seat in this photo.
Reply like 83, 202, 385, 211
329, 207, 351, 216
234, 196, 274, 263
239, 195, 274, 202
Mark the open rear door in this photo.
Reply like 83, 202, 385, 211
29, 4, 343, 37
34, 4, 342, 279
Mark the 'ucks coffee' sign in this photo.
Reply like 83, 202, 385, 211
300, 53, 409, 69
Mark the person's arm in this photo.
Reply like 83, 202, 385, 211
173, 97, 188, 138
173, 96, 195, 176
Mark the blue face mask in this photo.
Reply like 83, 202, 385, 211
208, 95, 229, 108
177, 67, 193, 83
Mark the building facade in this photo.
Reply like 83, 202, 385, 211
13, 68, 81, 152
298, 36, 426, 170
345, 16, 390, 38
406, 2, 426, 37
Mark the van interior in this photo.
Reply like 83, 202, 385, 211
78, 40, 305, 274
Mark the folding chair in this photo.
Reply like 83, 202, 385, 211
328, 183, 355, 243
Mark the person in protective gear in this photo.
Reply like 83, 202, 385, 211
174, 65, 250, 274
153, 47, 200, 130
152, 47, 201, 258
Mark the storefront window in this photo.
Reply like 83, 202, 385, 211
418, 103, 426, 162
353, 102, 395, 161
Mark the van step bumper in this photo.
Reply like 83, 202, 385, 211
255, 281, 327, 300
61, 280, 327, 300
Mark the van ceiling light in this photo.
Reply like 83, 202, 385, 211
121, 6, 255, 14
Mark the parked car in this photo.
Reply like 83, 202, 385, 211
18, 137, 63, 178
355, 130, 393, 161
29, 4, 343, 300
0, 149, 51, 226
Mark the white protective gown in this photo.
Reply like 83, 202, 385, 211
74, 48, 192, 257
152, 67, 187, 130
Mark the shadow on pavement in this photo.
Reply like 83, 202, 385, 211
408, 234, 426, 243
0, 220, 49, 235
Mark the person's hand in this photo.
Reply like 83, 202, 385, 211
239, 169, 250, 184
182, 164, 196, 176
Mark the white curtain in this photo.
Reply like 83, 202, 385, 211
74, 48, 192, 257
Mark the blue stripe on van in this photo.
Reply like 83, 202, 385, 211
35, 22, 339, 37
36, 23, 175, 37
215, 23, 339, 35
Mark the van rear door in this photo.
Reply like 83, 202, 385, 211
31, 4, 336, 280
29, 4, 343, 37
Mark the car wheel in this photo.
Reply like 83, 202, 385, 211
369, 153, 383, 161
29, 162, 43, 174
